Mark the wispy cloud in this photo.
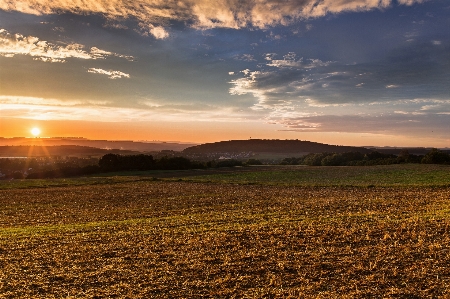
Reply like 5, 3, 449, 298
0, 29, 134, 62
0, 95, 110, 106
234, 54, 256, 62
88, 68, 130, 79
275, 113, 450, 139
397, 0, 428, 5
0, 96, 253, 122
0, 103, 144, 121
266, 52, 332, 69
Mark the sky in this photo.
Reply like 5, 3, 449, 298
0, 0, 449, 147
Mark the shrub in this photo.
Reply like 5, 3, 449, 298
246, 159, 263, 165
215, 159, 243, 168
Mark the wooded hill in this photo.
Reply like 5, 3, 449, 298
183, 139, 373, 154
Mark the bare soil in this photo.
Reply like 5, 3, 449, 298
1, 181, 449, 298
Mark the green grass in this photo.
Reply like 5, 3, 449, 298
0, 176, 137, 190
0, 169, 204, 189
2, 164, 449, 190
182, 164, 450, 187
90, 169, 208, 177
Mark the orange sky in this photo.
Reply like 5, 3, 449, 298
1, 117, 448, 148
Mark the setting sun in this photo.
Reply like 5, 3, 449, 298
31, 127, 41, 137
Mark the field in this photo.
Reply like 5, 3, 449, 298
180, 164, 450, 187
1, 164, 450, 298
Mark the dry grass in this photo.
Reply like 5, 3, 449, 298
1, 181, 450, 298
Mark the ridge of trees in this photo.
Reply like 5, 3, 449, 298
281, 149, 450, 166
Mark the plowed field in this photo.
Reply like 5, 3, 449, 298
1, 181, 450, 298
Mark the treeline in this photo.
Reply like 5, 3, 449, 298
0, 156, 99, 180
23, 154, 203, 179
21, 154, 257, 179
281, 149, 450, 166
98, 154, 263, 172
1, 153, 262, 179
2, 149, 450, 180
98, 154, 205, 172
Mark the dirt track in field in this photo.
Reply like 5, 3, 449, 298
1, 182, 450, 298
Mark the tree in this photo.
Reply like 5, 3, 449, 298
397, 149, 410, 163
303, 153, 330, 166
421, 149, 450, 164
99, 153, 121, 171
246, 159, 263, 165
321, 154, 344, 166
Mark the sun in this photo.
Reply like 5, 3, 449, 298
31, 127, 41, 137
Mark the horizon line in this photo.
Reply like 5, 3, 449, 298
0, 136, 448, 149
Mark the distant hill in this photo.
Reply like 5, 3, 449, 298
0, 145, 138, 158
0, 138, 195, 152
183, 139, 373, 155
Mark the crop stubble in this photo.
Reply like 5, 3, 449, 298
0, 181, 450, 298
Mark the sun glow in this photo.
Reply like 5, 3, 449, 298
31, 127, 41, 137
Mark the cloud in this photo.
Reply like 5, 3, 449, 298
137, 23, 169, 39
0, 102, 148, 121
269, 96, 450, 137
234, 54, 256, 62
228, 38, 450, 134
149, 26, 169, 39
275, 113, 450, 138
397, 0, 428, 5
0, 95, 110, 106
265, 52, 332, 69
90, 47, 134, 61
52, 26, 65, 32
0, 29, 89, 62
0, 0, 430, 35
87, 68, 130, 79
230, 40, 450, 110
0, 96, 252, 122
0, 29, 134, 62
229, 57, 337, 111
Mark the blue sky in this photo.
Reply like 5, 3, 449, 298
0, 0, 449, 146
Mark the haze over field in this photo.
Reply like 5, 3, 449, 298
1, 0, 449, 147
